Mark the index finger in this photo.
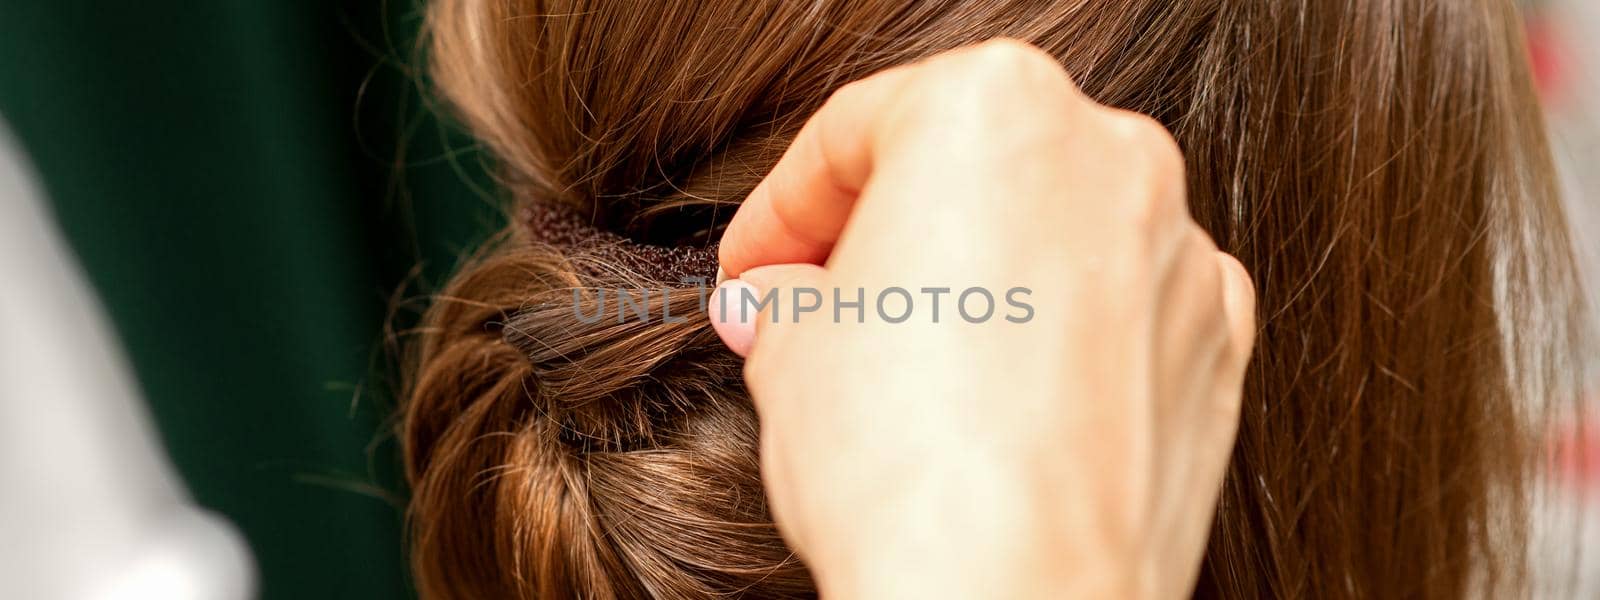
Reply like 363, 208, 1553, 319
715, 66, 913, 278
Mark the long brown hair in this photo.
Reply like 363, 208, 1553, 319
402, 1, 1585, 597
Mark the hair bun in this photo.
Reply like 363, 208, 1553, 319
501, 288, 739, 451
404, 235, 811, 598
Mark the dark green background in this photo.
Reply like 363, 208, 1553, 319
0, 2, 497, 598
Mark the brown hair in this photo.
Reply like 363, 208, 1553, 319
402, 1, 1585, 598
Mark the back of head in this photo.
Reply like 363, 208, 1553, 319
405, 1, 1582, 598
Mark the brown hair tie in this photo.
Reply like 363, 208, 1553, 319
520, 202, 719, 284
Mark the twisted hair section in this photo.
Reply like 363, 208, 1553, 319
404, 230, 809, 598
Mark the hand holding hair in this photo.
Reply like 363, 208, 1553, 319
711, 39, 1257, 599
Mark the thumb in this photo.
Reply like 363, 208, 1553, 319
709, 263, 829, 357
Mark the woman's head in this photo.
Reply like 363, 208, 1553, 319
405, 1, 1581, 598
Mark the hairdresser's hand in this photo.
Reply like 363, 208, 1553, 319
712, 40, 1256, 599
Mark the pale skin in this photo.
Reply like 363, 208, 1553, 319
710, 39, 1257, 599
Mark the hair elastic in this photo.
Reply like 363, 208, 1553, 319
520, 201, 720, 284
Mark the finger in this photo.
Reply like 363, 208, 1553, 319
709, 279, 761, 357
716, 67, 913, 278
707, 263, 830, 357
1214, 252, 1257, 383
1172, 254, 1255, 595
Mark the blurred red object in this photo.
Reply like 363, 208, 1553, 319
1525, 12, 1569, 104
1551, 408, 1599, 491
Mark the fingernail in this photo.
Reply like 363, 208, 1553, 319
709, 279, 757, 357
714, 266, 728, 285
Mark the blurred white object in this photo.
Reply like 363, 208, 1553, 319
0, 118, 254, 598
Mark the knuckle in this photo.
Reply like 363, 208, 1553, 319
962, 38, 1062, 79
819, 78, 876, 124
922, 39, 1071, 117
1101, 113, 1188, 231
956, 40, 1073, 109
896, 40, 1086, 162
1188, 249, 1234, 348
1194, 266, 1228, 335
1110, 112, 1185, 176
